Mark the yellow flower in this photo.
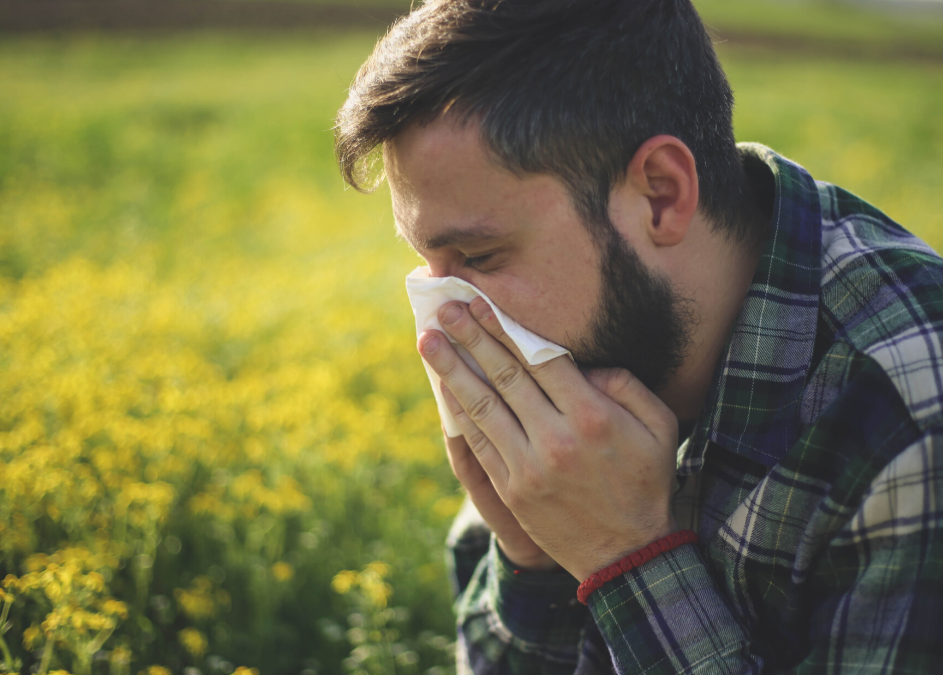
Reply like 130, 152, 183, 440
101, 598, 130, 619
42, 610, 62, 635
44, 579, 63, 603
110, 646, 132, 665
178, 627, 208, 660
330, 570, 356, 595
84, 571, 105, 593
233, 668, 259, 675
271, 561, 294, 582
174, 577, 218, 620
358, 573, 392, 609
140, 667, 172, 675
365, 561, 390, 578
23, 624, 42, 649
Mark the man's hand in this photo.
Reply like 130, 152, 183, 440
444, 433, 558, 571
419, 297, 680, 582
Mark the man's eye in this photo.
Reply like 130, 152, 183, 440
463, 254, 493, 270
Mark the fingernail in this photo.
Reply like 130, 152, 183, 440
440, 304, 463, 325
420, 334, 440, 354
469, 297, 491, 321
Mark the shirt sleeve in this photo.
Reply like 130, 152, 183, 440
583, 425, 943, 674
446, 497, 613, 674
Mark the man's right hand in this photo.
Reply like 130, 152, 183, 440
444, 426, 559, 572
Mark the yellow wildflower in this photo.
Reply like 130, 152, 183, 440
110, 646, 132, 665
178, 627, 208, 659
330, 570, 357, 595
174, 576, 218, 620
101, 598, 130, 619
271, 561, 294, 582
42, 609, 62, 635
23, 624, 42, 649
365, 561, 390, 578
358, 572, 392, 609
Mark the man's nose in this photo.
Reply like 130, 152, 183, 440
426, 261, 452, 279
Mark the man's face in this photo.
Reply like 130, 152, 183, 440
386, 117, 692, 393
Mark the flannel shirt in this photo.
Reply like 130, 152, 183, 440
446, 144, 943, 674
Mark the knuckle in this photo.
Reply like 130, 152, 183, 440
491, 362, 524, 394
540, 434, 577, 471
465, 428, 490, 455
516, 465, 545, 496
572, 403, 609, 440
503, 488, 523, 511
438, 354, 461, 379
656, 409, 679, 441
467, 393, 498, 423
462, 328, 484, 351
610, 368, 636, 392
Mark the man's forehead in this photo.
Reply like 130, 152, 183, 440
386, 116, 487, 181
386, 118, 514, 253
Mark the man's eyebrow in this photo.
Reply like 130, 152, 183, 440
395, 222, 504, 251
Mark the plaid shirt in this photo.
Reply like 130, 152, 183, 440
446, 144, 943, 674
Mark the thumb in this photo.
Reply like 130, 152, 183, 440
584, 368, 676, 441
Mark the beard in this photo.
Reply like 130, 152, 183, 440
570, 226, 697, 395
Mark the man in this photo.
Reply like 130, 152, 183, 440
334, 0, 943, 672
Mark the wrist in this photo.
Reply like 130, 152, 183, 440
496, 538, 559, 572
577, 529, 698, 605
574, 520, 680, 582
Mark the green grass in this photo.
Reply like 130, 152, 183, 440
722, 46, 943, 250
236, 0, 943, 56
697, 0, 943, 53
0, 26, 941, 675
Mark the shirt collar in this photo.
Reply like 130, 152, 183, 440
679, 144, 823, 474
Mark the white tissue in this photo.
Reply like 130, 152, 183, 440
405, 266, 571, 437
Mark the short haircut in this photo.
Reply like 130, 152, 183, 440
335, 0, 758, 243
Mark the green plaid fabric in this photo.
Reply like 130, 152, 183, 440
446, 144, 943, 673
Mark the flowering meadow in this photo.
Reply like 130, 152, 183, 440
1, 29, 941, 675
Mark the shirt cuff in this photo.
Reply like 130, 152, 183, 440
487, 535, 588, 645
587, 543, 753, 674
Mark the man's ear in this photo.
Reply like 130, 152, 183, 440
623, 135, 699, 247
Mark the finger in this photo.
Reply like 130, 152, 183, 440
437, 301, 560, 428
443, 429, 491, 493
440, 382, 510, 492
585, 367, 677, 443
419, 329, 526, 474
443, 434, 554, 570
465, 296, 590, 414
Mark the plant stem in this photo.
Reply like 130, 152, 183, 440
0, 600, 14, 672
0, 634, 14, 674
38, 630, 54, 675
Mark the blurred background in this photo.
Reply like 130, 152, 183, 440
0, 1, 941, 674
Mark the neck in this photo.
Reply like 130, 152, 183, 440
657, 222, 766, 423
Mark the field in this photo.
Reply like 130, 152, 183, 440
1, 22, 942, 675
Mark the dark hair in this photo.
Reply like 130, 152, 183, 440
336, 0, 758, 243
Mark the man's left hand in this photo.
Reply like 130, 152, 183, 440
419, 297, 680, 582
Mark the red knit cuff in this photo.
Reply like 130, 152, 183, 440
576, 530, 698, 605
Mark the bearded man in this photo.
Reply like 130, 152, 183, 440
334, 0, 943, 672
